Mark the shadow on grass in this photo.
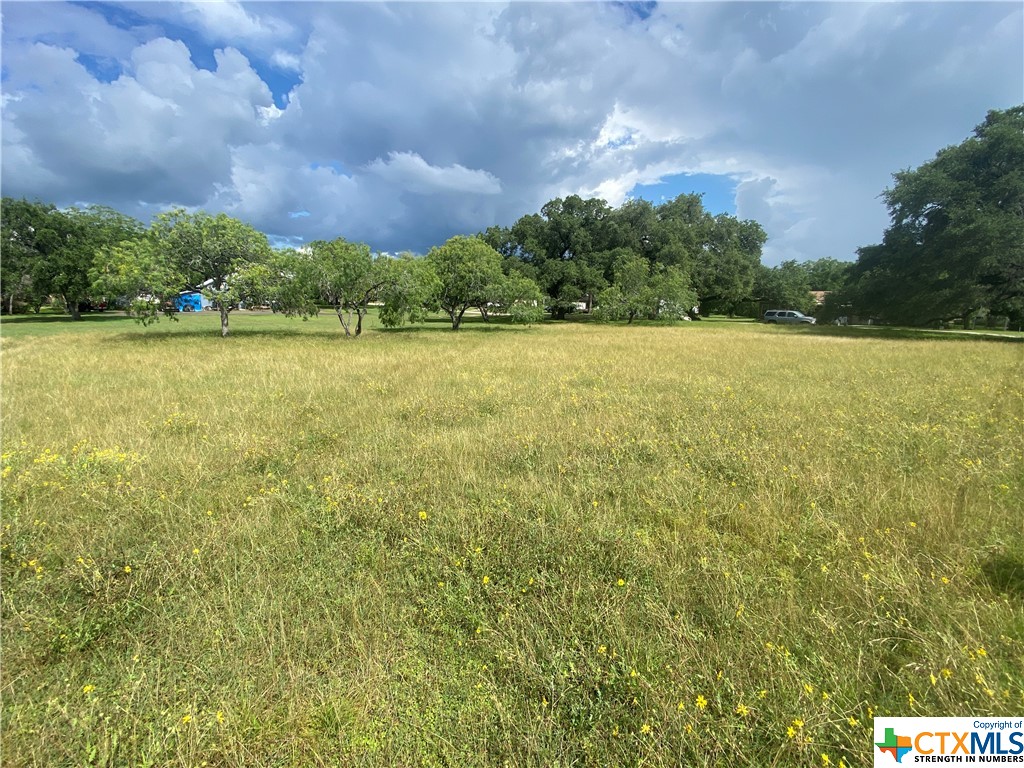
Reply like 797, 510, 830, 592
2, 312, 133, 325
981, 553, 1024, 599
94, 314, 540, 343
378, 316, 539, 334
100, 328, 352, 343
803, 325, 1024, 344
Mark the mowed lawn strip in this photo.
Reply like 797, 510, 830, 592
2, 315, 1022, 767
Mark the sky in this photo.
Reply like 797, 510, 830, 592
1, 1, 1021, 265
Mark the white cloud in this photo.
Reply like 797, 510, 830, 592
365, 152, 502, 195
180, 1, 294, 45
1, 1, 1020, 264
270, 49, 301, 71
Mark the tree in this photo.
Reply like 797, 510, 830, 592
1, 198, 54, 313
90, 236, 185, 324
426, 236, 505, 329
61, 206, 145, 318
375, 253, 441, 329
502, 196, 615, 318
801, 257, 852, 292
150, 209, 273, 337
693, 215, 766, 315
287, 238, 380, 336
490, 272, 545, 324
492, 191, 768, 320
648, 264, 698, 320
754, 261, 815, 313
848, 106, 1024, 327
609, 198, 659, 261
596, 250, 653, 323
1, 199, 143, 318
596, 250, 697, 323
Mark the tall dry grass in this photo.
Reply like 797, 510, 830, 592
2, 312, 1022, 766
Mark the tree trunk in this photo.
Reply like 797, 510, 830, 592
452, 307, 468, 330
67, 297, 82, 321
355, 310, 364, 337
336, 306, 352, 336
220, 305, 230, 337
479, 305, 490, 322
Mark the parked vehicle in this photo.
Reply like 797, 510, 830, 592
763, 309, 816, 325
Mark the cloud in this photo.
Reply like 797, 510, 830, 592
0, 2, 146, 62
270, 49, 301, 71
1, 1, 1020, 263
364, 152, 502, 195
180, 0, 292, 42
2, 34, 273, 208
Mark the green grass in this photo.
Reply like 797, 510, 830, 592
2, 313, 1022, 767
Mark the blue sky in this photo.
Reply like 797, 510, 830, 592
2, 1, 1021, 264
630, 173, 737, 216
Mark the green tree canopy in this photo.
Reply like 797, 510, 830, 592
596, 250, 697, 323
1, 199, 143, 318
847, 105, 1024, 326
491, 192, 766, 320
1, 198, 57, 313
754, 261, 815, 314
426, 236, 505, 330
92, 209, 273, 336
152, 209, 273, 336
375, 253, 441, 329
285, 238, 381, 336
801, 257, 852, 292
693, 215, 766, 315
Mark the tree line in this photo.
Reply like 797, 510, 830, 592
2, 192, 827, 336
3, 106, 1018, 334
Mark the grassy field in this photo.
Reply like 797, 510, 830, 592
2, 311, 1022, 767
